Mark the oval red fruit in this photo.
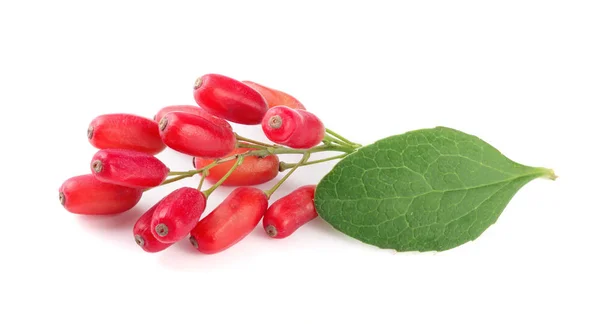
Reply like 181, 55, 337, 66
193, 148, 279, 186
193, 74, 268, 125
59, 174, 143, 215
242, 81, 306, 110
159, 111, 236, 158
263, 185, 318, 238
261, 106, 325, 149
91, 149, 169, 189
88, 114, 165, 155
190, 187, 268, 254
133, 200, 173, 253
154, 105, 232, 131
151, 187, 207, 243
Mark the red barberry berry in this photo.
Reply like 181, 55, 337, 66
59, 174, 143, 215
193, 74, 268, 125
159, 111, 236, 158
193, 148, 279, 186
261, 106, 325, 148
151, 187, 207, 243
91, 149, 169, 189
242, 81, 306, 110
189, 187, 268, 254
263, 185, 318, 238
154, 105, 232, 131
133, 200, 173, 253
88, 114, 165, 155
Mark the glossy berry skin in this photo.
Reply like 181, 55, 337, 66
88, 114, 165, 155
190, 187, 268, 254
193, 74, 268, 125
59, 174, 143, 215
193, 148, 279, 186
263, 185, 318, 238
154, 105, 232, 131
151, 187, 207, 244
91, 149, 168, 189
159, 111, 236, 158
242, 81, 306, 110
261, 106, 325, 149
133, 200, 173, 253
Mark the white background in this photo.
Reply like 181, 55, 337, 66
1, 1, 598, 323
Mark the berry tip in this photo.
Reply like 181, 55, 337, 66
87, 125, 94, 139
193, 77, 203, 90
265, 225, 278, 238
155, 223, 169, 237
134, 235, 145, 247
269, 115, 282, 129
158, 117, 168, 131
91, 160, 103, 173
190, 236, 198, 249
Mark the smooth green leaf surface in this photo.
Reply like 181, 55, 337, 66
315, 127, 555, 252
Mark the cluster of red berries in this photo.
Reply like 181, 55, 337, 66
59, 74, 331, 254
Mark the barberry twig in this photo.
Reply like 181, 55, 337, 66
157, 136, 359, 189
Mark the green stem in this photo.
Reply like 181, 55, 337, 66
263, 144, 356, 155
168, 171, 193, 176
202, 155, 245, 197
326, 128, 361, 147
159, 156, 239, 187
264, 153, 310, 199
235, 143, 355, 156
158, 174, 191, 187
237, 143, 268, 150
323, 134, 348, 147
235, 133, 277, 147
154, 141, 359, 189
197, 171, 208, 190
199, 155, 237, 172
278, 153, 349, 171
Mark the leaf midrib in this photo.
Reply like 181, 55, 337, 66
346, 168, 550, 201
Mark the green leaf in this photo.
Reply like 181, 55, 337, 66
314, 127, 555, 252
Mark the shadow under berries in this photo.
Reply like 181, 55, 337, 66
76, 205, 147, 248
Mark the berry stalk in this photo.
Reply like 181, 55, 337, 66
197, 170, 208, 190
264, 153, 310, 199
202, 155, 245, 197
325, 128, 361, 148
278, 153, 350, 171
234, 133, 278, 148
322, 134, 349, 147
